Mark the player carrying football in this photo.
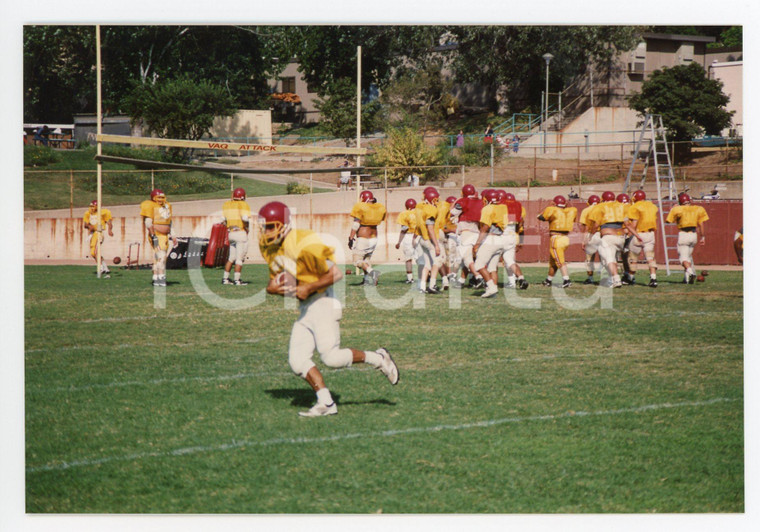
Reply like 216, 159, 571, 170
83, 199, 113, 278
348, 190, 387, 286
257, 201, 399, 417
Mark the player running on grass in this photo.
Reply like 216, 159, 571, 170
258, 201, 399, 417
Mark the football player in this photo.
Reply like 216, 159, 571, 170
140, 189, 176, 287
221, 187, 252, 286
734, 227, 743, 264
414, 187, 444, 294
472, 189, 510, 298
665, 193, 710, 284
578, 195, 601, 284
395, 198, 418, 284
348, 190, 387, 286
624, 190, 659, 287
500, 191, 529, 290
586, 191, 641, 288
83, 200, 113, 278
257, 201, 399, 417
434, 195, 455, 290
442, 196, 463, 288
537, 195, 578, 288
449, 184, 485, 288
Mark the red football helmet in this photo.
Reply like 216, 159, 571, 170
495, 190, 508, 204
632, 190, 646, 202
482, 189, 499, 204
405, 198, 417, 210
462, 184, 477, 198
360, 190, 374, 203
678, 192, 691, 205
89, 199, 98, 209
553, 195, 567, 207
446, 196, 457, 204
150, 188, 164, 201
601, 191, 616, 202
258, 201, 291, 246
587, 195, 601, 206
233, 187, 246, 200
504, 192, 516, 202
616, 193, 630, 204
423, 187, 440, 204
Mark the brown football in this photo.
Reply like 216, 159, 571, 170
696, 275, 705, 282
113, 256, 121, 264
701, 270, 709, 276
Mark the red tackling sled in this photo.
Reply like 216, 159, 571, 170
203, 223, 230, 268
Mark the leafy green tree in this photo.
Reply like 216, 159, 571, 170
314, 78, 383, 143
379, 59, 457, 133
122, 76, 236, 160
445, 26, 642, 114
24, 26, 96, 122
628, 62, 733, 146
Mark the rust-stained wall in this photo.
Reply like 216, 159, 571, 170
24, 200, 743, 266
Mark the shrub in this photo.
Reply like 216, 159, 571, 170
367, 127, 442, 183
24, 145, 62, 167
286, 181, 310, 195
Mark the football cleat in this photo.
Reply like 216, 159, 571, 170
561, 279, 572, 288
583, 278, 595, 285
648, 279, 658, 288
612, 281, 623, 288
233, 280, 249, 286
541, 279, 553, 287
471, 278, 486, 289
621, 276, 635, 286
222, 278, 234, 285
376, 347, 400, 385
298, 402, 338, 417
405, 278, 415, 284
517, 279, 529, 290
688, 273, 696, 284
426, 285, 441, 294
370, 270, 380, 285
481, 285, 498, 298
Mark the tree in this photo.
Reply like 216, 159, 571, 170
445, 26, 642, 114
122, 76, 236, 160
628, 62, 733, 148
314, 78, 383, 143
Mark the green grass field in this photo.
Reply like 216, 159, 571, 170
24, 265, 743, 514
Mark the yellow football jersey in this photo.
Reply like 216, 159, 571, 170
588, 201, 627, 226
260, 229, 336, 292
83, 208, 112, 228
350, 202, 387, 226
539, 205, 577, 232
480, 204, 509, 230
435, 200, 451, 233
666, 204, 709, 228
223, 200, 251, 230
414, 203, 438, 240
578, 205, 597, 229
139, 199, 158, 218
396, 209, 418, 232
628, 200, 659, 232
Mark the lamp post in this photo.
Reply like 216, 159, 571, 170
542, 53, 554, 154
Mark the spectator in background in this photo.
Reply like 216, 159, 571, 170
484, 125, 493, 143
34, 125, 50, 147
339, 159, 351, 190
456, 130, 465, 148
407, 173, 420, 187
512, 135, 520, 153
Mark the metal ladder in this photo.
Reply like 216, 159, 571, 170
623, 114, 680, 276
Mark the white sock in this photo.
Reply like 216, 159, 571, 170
363, 350, 383, 367
316, 387, 333, 405
442, 276, 449, 287
486, 279, 497, 289
234, 271, 241, 281
508, 274, 516, 285
223, 271, 230, 280
406, 272, 413, 281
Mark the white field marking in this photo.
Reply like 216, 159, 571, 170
26, 397, 739, 474
25, 336, 275, 355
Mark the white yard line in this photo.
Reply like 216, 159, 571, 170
26, 397, 739, 474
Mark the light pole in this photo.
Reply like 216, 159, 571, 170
542, 53, 554, 153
